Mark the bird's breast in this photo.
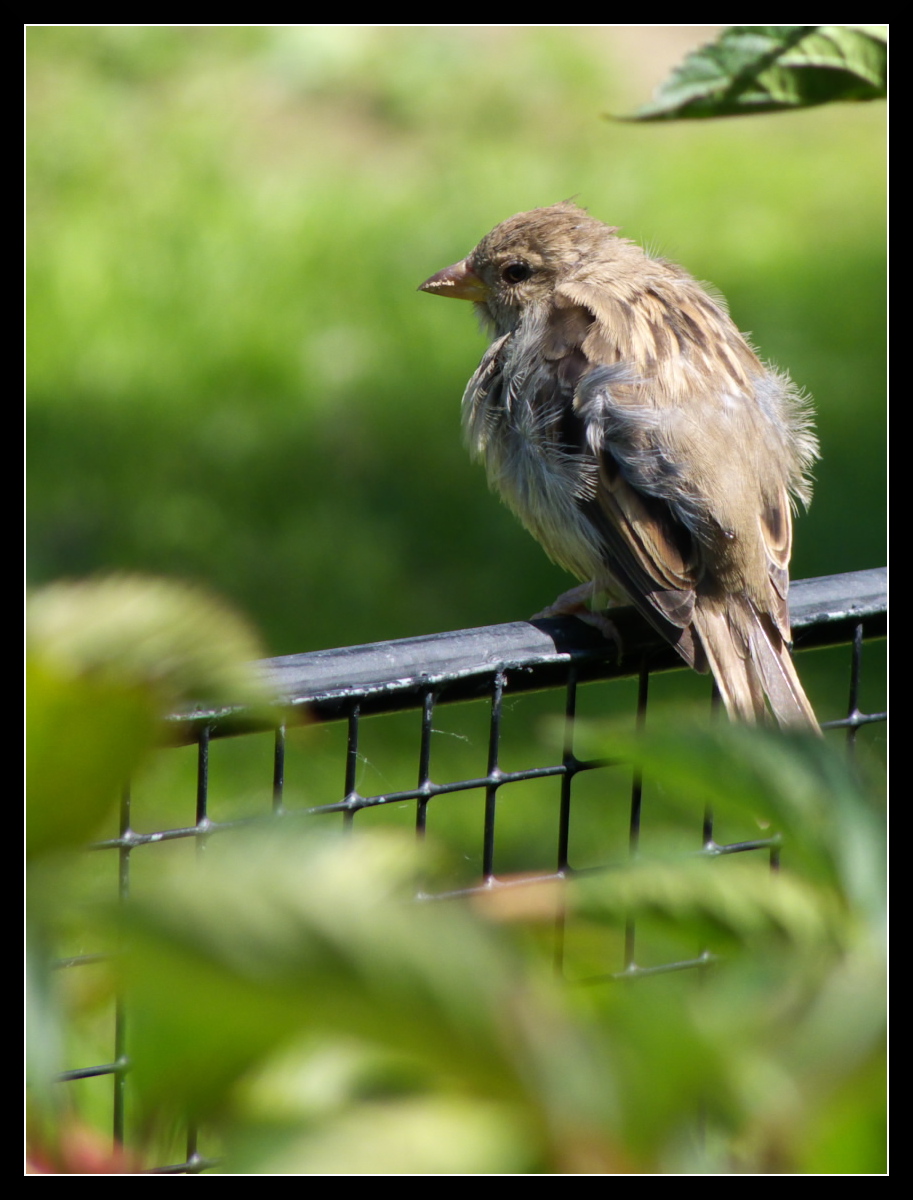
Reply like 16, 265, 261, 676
462, 338, 607, 582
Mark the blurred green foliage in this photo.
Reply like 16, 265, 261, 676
26, 575, 275, 1165
26, 578, 886, 1171
27, 27, 886, 659
27, 32, 886, 1172
26, 575, 271, 858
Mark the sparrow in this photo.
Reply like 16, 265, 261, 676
419, 202, 820, 729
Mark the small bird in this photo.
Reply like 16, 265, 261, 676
420, 202, 820, 729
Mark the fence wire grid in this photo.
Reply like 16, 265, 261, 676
52, 567, 886, 1173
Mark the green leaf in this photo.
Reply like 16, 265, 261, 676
570, 719, 885, 920
27, 575, 274, 856
622, 26, 887, 120
571, 857, 845, 955
27, 574, 270, 711
221, 1094, 536, 1175
26, 657, 157, 858
113, 831, 616, 1137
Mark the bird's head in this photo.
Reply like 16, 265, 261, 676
419, 202, 619, 336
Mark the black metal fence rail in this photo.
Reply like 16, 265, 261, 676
87, 566, 886, 879
60, 567, 886, 1171
176, 566, 887, 733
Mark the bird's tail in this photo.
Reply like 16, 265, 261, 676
693, 601, 820, 733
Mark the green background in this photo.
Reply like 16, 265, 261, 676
28, 26, 885, 667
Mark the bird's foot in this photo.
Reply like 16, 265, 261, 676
532, 583, 623, 657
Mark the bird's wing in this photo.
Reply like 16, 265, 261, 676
575, 419, 708, 669
546, 286, 816, 728
538, 297, 711, 666
463, 328, 701, 664
573, 362, 816, 725
552, 276, 802, 626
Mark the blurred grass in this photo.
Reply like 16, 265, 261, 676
27, 27, 886, 658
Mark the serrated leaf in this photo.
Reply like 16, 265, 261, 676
622, 26, 886, 121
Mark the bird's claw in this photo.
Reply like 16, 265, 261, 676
532, 584, 624, 659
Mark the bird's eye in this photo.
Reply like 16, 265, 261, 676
501, 261, 532, 284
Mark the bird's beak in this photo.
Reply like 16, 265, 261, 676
418, 257, 489, 301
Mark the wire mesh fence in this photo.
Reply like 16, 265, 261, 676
53, 567, 885, 1172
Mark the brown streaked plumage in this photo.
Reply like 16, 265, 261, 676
420, 202, 819, 729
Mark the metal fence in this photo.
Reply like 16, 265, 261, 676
58, 567, 886, 1172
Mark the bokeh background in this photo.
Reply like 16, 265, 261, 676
27, 26, 886, 661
